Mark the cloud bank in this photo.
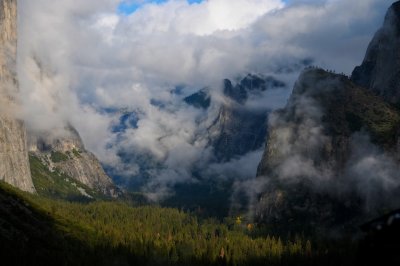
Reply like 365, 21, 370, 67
16, 0, 394, 198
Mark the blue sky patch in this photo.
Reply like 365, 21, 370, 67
118, 0, 204, 15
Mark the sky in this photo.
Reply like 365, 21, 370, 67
16, 0, 394, 198
118, 0, 205, 14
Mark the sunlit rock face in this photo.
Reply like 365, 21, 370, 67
29, 127, 121, 198
0, 0, 35, 193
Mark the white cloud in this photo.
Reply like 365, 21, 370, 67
16, 0, 394, 196
121, 0, 285, 36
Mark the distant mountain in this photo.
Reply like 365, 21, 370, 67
256, 1, 400, 234
112, 74, 286, 188
107, 73, 286, 214
177, 74, 281, 168
184, 88, 211, 109
206, 74, 285, 161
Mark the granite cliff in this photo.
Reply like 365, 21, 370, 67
207, 75, 282, 161
0, 0, 35, 192
29, 127, 120, 198
352, 1, 400, 105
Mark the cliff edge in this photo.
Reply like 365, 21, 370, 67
0, 0, 35, 193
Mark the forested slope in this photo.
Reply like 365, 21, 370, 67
0, 181, 359, 266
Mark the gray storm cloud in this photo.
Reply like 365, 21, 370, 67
16, 0, 393, 198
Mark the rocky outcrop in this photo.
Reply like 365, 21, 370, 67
352, 1, 400, 105
0, 0, 35, 193
29, 127, 120, 198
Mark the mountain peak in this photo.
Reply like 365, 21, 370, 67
292, 68, 348, 96
390, 1, 400, 15
351, 1, 400, 105
385, 1, 400, 34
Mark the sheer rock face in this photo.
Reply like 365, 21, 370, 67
352, 2, 400, 105
207, 74, 284, 161
0, 0, 35, 193
29, 128, 120, 198
0, 0, 17, 82
209, 105, 268, 161
0, 118, 34, 192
